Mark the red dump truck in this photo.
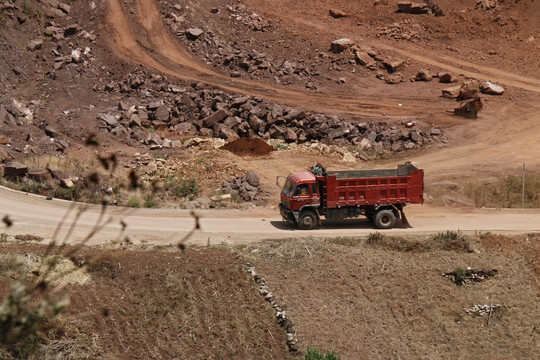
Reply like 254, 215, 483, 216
278, 162, 424, 229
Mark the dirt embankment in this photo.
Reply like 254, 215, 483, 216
1, 232, 538, 359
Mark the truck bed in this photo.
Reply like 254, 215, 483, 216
321, 163, 423, 208
327, 163, 418, 180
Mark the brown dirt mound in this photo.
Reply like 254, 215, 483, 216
222, 137, 275, 156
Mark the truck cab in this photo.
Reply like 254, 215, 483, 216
279, 171, 321, 229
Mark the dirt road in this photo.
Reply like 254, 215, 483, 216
2, 186, 538, 246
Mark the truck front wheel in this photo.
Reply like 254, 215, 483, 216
375, 209, 396, 229
297, 210, 318, 230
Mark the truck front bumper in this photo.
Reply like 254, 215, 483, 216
279, 204, 296, 222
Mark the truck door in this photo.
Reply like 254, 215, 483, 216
293, 184, 311, 209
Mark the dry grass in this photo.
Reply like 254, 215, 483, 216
0, 243, 289, 359
243, 234, 540, 359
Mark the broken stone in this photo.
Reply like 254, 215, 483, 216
329, 9, 348, 18
355, 51, 376, 68
415, 69, 432, 81
383, 58, 404, 72
6, 99, 33, 122
385, 73, 404, 84
145, 132, 163, 145
0, 147, 9, 162
45, 126, 58, 138
284, 128, 297, 142
330, 38, 354, 53
480, 81, 504, 95
214, 124, 239, 142
60, 178, 75, 188
202, 109, 228, 128
174, 122, 197, 136
99, 114, 118, 127
342, 152, 356, 163
129, 114, 142, 128
58, 3, 71, 13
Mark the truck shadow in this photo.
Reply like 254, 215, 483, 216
270, 219, 410, 231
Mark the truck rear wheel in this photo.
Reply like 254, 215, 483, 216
298, 210, 318, 230
375, 209, 396, 229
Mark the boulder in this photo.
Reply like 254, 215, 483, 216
27, 168, 52, 182
63, 24, 80, 37
442, 85, 461, 98
330, 38, 354, 53
480, 81, 505, 95
454, 97, 483, 119
397, 2, 429, 14
458, 80, 479, 100
244, 172, 260, 187
438, 72, 455, 83
4, 162, 28, 179
154, 105, 170, 122
268, 124, 286, 138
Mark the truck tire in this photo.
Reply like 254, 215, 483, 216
297, 210, 318, 230
375, 209, 396, 229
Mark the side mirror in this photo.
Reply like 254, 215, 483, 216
276, 176, 286, 188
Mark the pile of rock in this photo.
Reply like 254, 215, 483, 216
247, 266, 298, 352
222, 172, 262, 201
96, 75, 446, 152
464, 304, 501, 316
443, 268, 498, 285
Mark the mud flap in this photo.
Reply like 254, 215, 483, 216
399, 208, 412, 228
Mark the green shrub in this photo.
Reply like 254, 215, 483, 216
366, 232, 384, 244
300, 348, 340, 360
174, 178, 199, 198
52, 186, 81, 201
144, 195, 158, 208
127, 196, 141, 208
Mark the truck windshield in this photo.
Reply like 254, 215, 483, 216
282, 178, 295, 197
